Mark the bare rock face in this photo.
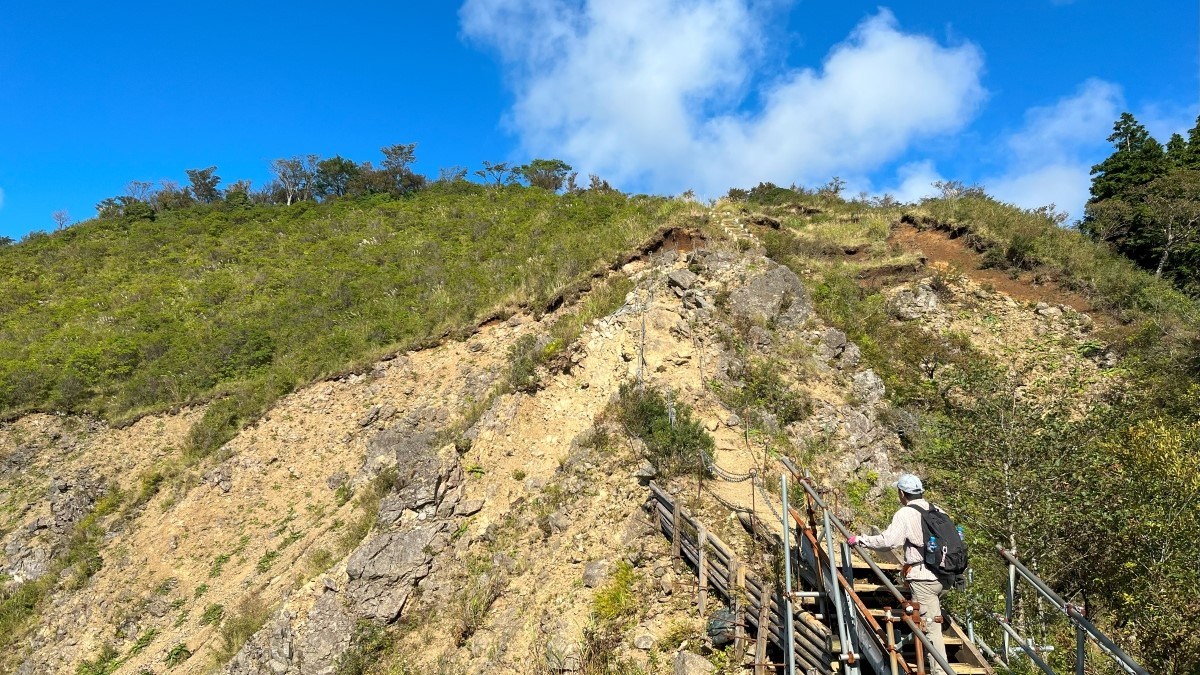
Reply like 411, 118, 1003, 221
48, 472, 106, 535
728, 265, 812, 326
297, 591, 356, 674
226, 427, 466, 674
346, 524, 443, 622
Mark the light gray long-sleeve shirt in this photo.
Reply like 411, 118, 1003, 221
857, 499, 938, 581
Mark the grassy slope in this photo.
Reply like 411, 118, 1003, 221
0, 185, 687, 423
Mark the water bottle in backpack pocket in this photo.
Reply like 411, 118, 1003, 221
907, 504, 969, 580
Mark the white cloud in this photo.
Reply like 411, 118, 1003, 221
880, 160, 946, 203
985, 78, 1123, 221
461, 1, 986, 196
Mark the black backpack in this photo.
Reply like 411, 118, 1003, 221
906, 504, 969, 579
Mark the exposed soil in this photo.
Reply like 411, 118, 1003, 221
888, 224, 1099, 316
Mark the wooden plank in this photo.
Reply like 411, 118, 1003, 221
733, 560, 746, 662
672, 500, 682, 559
754, 593, 770, 675
698, 524, 708, 615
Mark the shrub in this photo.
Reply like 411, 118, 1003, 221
721, 357, 812, 428
614, 382, 714, 479
199, 603, 224, 626
213, 593, 271, 664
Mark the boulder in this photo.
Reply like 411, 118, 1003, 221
667, 269, 699, 291
891, 282, 939, 320
546, 635, 581, 671
852, 370, 886, 406
454, 499, 485, 517
728, 265, 812, 326
345, 524, 443, 622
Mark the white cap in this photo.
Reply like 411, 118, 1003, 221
895, 473, 924, 495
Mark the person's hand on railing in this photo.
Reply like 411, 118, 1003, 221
847, 535, 858, 545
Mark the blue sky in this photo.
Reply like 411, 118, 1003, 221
0, 1, 1196, 239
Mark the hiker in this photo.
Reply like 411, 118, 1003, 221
847, 473, 952, 675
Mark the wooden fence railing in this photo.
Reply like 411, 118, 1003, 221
646, 482, 834, 674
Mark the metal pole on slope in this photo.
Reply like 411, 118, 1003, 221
782, 474, 795, 675
996, 546, 1148, 675
823, 504, 857, 674
1004, 552, 1015, 667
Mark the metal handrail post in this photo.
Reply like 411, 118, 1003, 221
901, 615, 958, 675
996, 546, 1148, 675
824, 505, 857, 673
1076, 626, 1086, 675
989, 612, 1055, 675
1004, 553, 1014, 667
782, 474, 795, 675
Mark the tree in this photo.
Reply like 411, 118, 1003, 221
151, 180, 193, 211
125, 180, 155, 202
225, 179, 252, 209
1139, 169, 1200, 278
269, 157, 314, 206
380, 143, 425, 195
436, 166, 468, 183
475, 160, 513, 186
1182, 114, 1200, 169
513, 158, 573, 191
344, 162, 394, 197
314, 155, 359, 199
52, 210, 70, 231
1088, 113, 1165, 203
185, 166, 222, 203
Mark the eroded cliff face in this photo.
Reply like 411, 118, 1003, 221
0, 214, 1108, 674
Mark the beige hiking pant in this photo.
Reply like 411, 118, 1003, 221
909, 578, 949, 675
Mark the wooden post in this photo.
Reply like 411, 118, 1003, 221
671, 501, 682, 559
734, 559, 746, 662
755, 594, 770, 675
697, 524, 708, 615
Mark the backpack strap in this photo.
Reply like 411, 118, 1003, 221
902, 503, 928, 550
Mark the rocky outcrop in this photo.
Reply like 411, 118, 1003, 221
728, 264, 812, 326
225, 429, 467, 674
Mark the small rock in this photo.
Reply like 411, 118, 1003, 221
546, 636, 581, 672
633, 631, 656, 650
632, 462, 658, 483
326, 471, 349, 491
455, 499, 485, 517
724, 413, 741, 428
358, 406, 382, 427
583, 560, 612, 588
673, 651, 715, 675
667, 269, 699, 291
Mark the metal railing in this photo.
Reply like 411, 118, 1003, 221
780, 458, 961, 675
996, 546, 1148, 675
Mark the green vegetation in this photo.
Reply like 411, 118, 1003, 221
753, 180, 1200, 671
716, 356, 812, 429
199, 602, 225, 626
76, 644, 121, 675
1082, 113, 1200, 291
0, 184, 686, 461
211, 593, 271, 665
578, 561, 644, 675
164, 642, 191, 668
613, 382, 715, 478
